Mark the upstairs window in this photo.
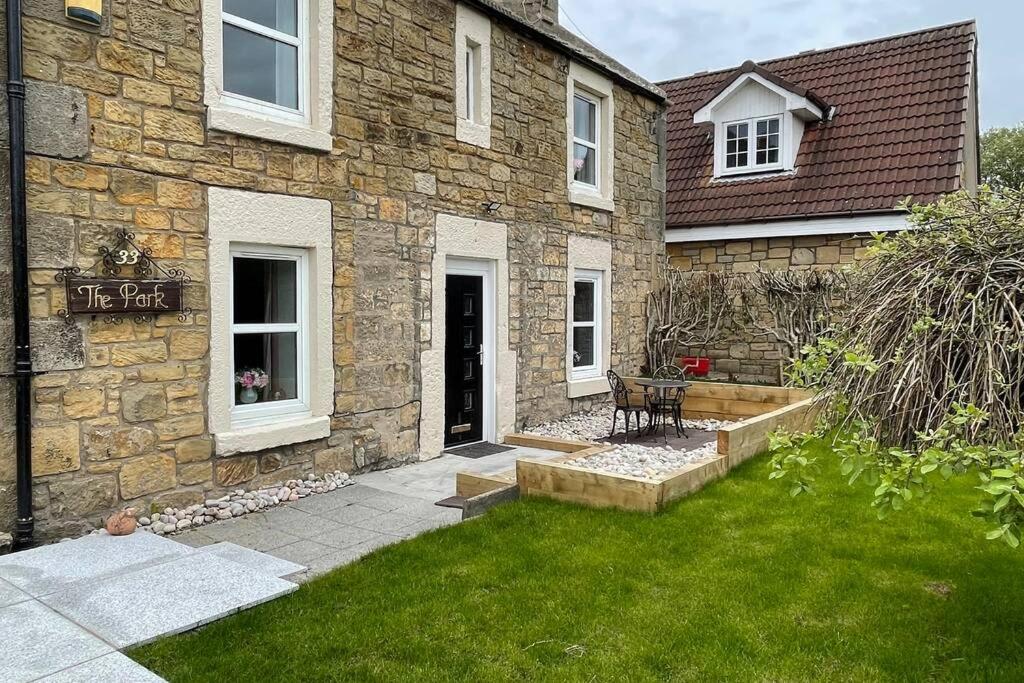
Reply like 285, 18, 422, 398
455, 4, 492, 148
572, 94, 599, 188
723, 116, 782, 173
464, 39, 481, 124
222, 0, 305, 117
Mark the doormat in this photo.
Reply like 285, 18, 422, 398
444, 442, 516, 459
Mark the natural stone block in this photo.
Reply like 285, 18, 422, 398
791, 248, 815, 265
26, 213, 76, 268
32, 423, 80, 476
119, 454, 176, 499
216, 456, 257, 487
168, 330, 208, 360
16, 82, 89, 159
143, 110, 204, 144
121, 385, 168, 423
175, 438, 212, 463
178, 462, 211, 486
111, 342, 167, 366
111, 169, 157, 205
97, 39, 153, 78
314, 447, 354, 474
154, 414, 204, 442
52, 162, 109, 191
49, 475, 118, 518
123, 78, 173, 107
63, 388, 105, 419
31, 321, 85, 372
83, 422, 156, 461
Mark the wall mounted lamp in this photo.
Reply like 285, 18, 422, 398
66, 0, 103, 27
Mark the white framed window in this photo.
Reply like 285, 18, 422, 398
722, 116, 782, 174
221, 0, 306, 120
464, 39, 481, 124
208, 188, 334, 456
572, 93, 599, 189
566, 62, 615, 212
455, 4, 492, 148
571, 269, 602, 380
228, 245, 310, 428
202, 0, 333, 151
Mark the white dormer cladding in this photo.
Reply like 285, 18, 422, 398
693, 69, 825, 179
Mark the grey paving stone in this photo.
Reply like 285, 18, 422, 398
323, 503, 385, 526
196, 542, 306, 578
394, 517, 455, 539
42, 552, 298, 648
328, 483, 386, 503
307, 524, 384, 550
0, 532, 193, 597
352, 511, 422, 533
0, 577, 30, 607
359, 492, 427, 512
270, 539, 335, 566
171, 530, 218, 548
263, 509, 343, 540
0, 600, 113, 683
390, 500, 461, 521
234, 525, 302, 552
290, 490, 355, 515
38, 652, 167, 682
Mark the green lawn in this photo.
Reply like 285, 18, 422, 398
132, 446, 1024, 681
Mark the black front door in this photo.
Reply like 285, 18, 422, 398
445, 274, 484, 446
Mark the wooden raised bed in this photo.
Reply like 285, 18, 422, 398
508, 382, 819, 513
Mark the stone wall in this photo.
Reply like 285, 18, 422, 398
666, 233, 872, 385
0, 0, 664, 537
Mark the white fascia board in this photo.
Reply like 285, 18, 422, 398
693, 72, 822, 124
665, 213, 911, 243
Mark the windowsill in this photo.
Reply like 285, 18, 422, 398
208, 103, 333, 152
456, 117, 491, 149
568, 375, 610, 399
569, 188, 615, 213
214, 414, 330, 456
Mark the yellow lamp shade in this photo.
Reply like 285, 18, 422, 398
66, 0, 102, 27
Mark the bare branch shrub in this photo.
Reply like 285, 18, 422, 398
818, 189, 1024, 448
740, 269, 849, 383
645, 261, 736, 372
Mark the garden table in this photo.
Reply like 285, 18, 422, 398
634, 377, 692, 440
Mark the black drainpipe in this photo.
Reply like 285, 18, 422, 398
7, 0, 34, 547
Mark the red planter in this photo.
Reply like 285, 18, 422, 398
679, 356, 710, 377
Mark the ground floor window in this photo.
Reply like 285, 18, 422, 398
229, 245, 309, 426
572, 269, 603, 379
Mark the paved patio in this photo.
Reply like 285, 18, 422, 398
0, 444, 558, 682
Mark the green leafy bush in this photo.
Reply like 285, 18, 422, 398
771, 188, 1024, 545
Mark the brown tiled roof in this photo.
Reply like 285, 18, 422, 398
661, 21, 977, 228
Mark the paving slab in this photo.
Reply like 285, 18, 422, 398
42, 552, 298, 648
271, 539, 336, 566
196, 542, 305, 578
0, 532, 193, 598
352, 511, 423, 533
0, 577, 31, 608
0, 601, 112, 683
323, 503, 386, 526
307, 524, 386, 550
38, 652, 167, 682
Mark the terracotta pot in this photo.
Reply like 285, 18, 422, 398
105, 508, 138, 536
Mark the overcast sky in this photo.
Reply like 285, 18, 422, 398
558, 0, 1021, 130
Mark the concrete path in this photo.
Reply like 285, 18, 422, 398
0, 444, 558, 681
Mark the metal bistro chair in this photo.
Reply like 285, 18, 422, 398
645, 364, 689, 439
607, 369, 649, 441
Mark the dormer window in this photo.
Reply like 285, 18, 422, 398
692, 61, 828, 181
724, 116, 781, 173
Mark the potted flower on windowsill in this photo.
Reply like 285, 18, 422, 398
235, 368, 268, 404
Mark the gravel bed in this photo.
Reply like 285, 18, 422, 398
526, 405, 734, 479
135, 471, 354, 536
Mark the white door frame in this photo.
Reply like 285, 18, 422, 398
446, 256, 497, 444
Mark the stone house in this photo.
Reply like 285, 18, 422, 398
659, 22, 980, 384
0, 0, 667, 540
